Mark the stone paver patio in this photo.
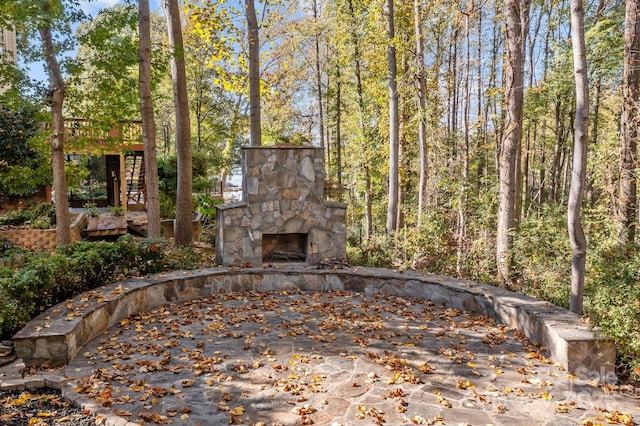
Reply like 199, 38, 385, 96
3, 266, 638, 425
60, 290, 638, 425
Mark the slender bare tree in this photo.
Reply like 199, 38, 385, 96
164, 0, 193, 247
414, 0, 428, 227
496, 0, 528, 285
246, 0, 262, 147
312, 0, 325, 158
139, 0, 161, 238
618, 0, 640, 245
345, 0, 372, 236
40, 1, 71, 245
568, 0, 589, 315
385, 0, 399, 235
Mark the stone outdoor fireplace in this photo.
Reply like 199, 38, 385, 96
215, 146, 347, 266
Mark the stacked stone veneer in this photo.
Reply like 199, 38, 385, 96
216, 146, 347, 266
0, 213, 86, 251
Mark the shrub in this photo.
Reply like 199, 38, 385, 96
58, 235, 138, 291
0, 267, 12, 279
0, 245, 33, 270
0, 203, 56, 227
136, 238, 169, 275
0, 215, 543, 343
31, 202, 56, 225
197, 194, 221, 246
586, 246, 640, 380
2, 254, 75, 329
346, 217, 458, 274
0, 104, 51, 200
0, 236, 172, 339
163, 246, 212, 270
0, 294, 24, 339
512, 205, 571, 308
0, 209, 32, 226
406, 214, 458, 276
158, 153, 211, 218
347, 234, 395, 269
0, 240, 28, 261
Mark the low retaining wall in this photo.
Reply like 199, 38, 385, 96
13, 266, 615, 377
0, 213, 86, 251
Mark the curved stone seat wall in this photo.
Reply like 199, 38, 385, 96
13, 266, 614, 378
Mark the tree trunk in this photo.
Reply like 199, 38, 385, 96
397, 127, 405, 230
476, 8, 485, 194
385, 0, 399, 235
365, 166, 373, 237
537, 5, 552, 207
586, 79, 601, 206
312, 0, 326, 163
497, 0, 527, 285
164, 0, 193, 247
514, 1, 531, 225
347, 0, 365, 129
527, 5, 542, 90
336, 65, 342, 189
618, 0, 640, 245
246, 0, 262, 147
568, 0, 589, 315
551, 97, 564, 203
139, 0, 161, 239
342, 5, 372, 235
448, 28, 460, 144
414, 0, 428, 227
346, 0, 371, 232
397, 50, 410, 231
522, 125, 532, 217
325, 46, 332, 173
39, 2, 71, 246
538, 133, 546, 205
195, 100, 202, 151
494, 29, 505, 177
457, 10, 471, 277
486, 8, 501, 180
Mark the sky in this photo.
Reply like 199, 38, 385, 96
81, 0, 162, 16
82, 0, 120, 14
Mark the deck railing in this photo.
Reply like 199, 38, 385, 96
63, 119, 142, 151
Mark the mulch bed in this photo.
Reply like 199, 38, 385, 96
0, 388, 93, 426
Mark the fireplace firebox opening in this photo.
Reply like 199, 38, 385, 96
262, 233, 308, 263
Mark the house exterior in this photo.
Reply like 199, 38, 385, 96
65, 119, 146, 211
0, 26, 16, 94
0, 27, 16, 63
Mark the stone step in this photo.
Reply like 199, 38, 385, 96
0, 353, 16, 368
0, 341, 14, 357
0, 341, 16, 367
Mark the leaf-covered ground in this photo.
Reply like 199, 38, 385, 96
62, 290, 640, 425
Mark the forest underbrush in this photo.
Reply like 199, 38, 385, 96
347, 204, 640, 383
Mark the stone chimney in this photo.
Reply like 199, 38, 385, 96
215, 146, 347, 266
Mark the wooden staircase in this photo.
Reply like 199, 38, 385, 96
125, 152, 146, 211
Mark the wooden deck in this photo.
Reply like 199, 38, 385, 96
82, 212, 131, 238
